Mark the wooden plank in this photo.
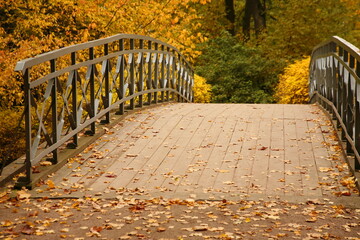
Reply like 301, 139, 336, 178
297, 114, 323, 196
126, 104, 217, 191
92, 104, 201, 191
173, 105, 233, 195
211, 110, 250, 194
230, 105, 271, 195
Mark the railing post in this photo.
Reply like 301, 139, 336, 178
147, 40, 152, 105
50, 59, 58, 164
16, 68, 32, 187
118, 39, 125, 115
355, 62, 360, 170
129, 38, 135, 110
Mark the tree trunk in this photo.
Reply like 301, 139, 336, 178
225, 0, 236, 35
243, 0, 266, 40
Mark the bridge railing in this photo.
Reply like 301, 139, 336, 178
14, 34, 194, 186
310, 36, 360, 173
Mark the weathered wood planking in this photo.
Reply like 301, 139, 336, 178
33, 103, 356, 199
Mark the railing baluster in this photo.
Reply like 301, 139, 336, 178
89, 47, 95, 135
161, 45, 165, 102
129, 38, 135, 110
154, 43, 159, 104
166, 47, 170, 101
118, 39, 125, 115
50, 59, 58, 164
70, 52, 78, 148
147, 40, 152, 105
177, 54, 182, 102
139, 39, 144, 107
171, 50, 176, 101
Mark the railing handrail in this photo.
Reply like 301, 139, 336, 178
14, 34, 194, 187
311, 36, 360, 61
15, 34, 192, 73
309, 35, 360, 176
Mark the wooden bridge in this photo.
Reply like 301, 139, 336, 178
1, 35, 360, 202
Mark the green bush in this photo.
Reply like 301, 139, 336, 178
196, 33, 284, 103
0, 108, 25, 166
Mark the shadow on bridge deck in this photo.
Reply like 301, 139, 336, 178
31, 103, 359, 205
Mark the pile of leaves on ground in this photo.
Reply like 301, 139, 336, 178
0, 190, 359, 239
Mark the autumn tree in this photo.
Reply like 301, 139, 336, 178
225, 0, 236, 35
260, 0, 360, 59
243, 0, 267, 40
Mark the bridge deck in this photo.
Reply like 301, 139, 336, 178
33, 103, 354, 200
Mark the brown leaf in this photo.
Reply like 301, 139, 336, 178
17, 190, 31, 200
126, 154, 138, 158
46, 180, 55, 189
105, 174, 117, 178
306, 217, 317, 222
28, 211, 39, 217
193, 225, 208, 231
129, 202, 146, 212
90, 226, 103, 233
40, 161, 53, 166
258, 146, 268, 151
21, 225, 35, 235
157, 227, 166, 232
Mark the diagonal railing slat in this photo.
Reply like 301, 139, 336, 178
14, 34, 194, 186
310, 36, 360, 175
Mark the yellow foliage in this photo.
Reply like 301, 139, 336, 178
275, 57, 310, 104
0, 0, 212, 108
193, 74, 212, 103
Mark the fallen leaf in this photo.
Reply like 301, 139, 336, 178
40, 161, 53, 166
193, 225, 208, 231
126, 154, 138, 158
17, 190, 31, 200
46, 180, 55, 189
21, 225, 35, 235
306, 217, 317, 222
105, 174, 117, 178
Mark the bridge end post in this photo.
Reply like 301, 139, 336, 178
15, 68, 32, 189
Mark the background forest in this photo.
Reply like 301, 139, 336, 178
0, 0, 359, 165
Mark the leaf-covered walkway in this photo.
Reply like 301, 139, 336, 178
31, 103, 358, 200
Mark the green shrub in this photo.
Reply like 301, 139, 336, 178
196, 33, 283, 103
